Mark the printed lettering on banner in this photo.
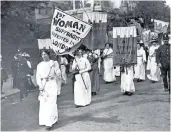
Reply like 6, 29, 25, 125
51, 8, 92, 54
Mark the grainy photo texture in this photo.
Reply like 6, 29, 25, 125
1, 0, 170, 131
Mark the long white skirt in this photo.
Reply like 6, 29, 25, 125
121, 66, 135, 93
38, 80, 58, 127
103, 58, 116, 82
74, 72, 91, 106
147, 57, 160, 81
114, 66, 120, 77
134, 63, 146, 80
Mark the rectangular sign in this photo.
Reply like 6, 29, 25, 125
153, 19, 169, 33
113, 26, 137, 65
51, 8, 92, 54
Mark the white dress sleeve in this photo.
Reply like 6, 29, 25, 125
142, 50, 146, 62
54, 61, 61, 78
36, 63, 42, 90
72, 59, 77, 70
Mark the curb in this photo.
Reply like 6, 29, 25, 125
1, 91, 20, 100
1, 89, 38, 100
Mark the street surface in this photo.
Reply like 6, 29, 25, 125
1, 75, 170, 131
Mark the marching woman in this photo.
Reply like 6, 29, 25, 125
147, 38, 161, 82
36, 49, 61, 130
60, 55, 68, 84
72, 49, 91, 107
102, 43, 116, 83
134, 41, 146, 82
87, 50, 100, 95
121, 65, 135, 96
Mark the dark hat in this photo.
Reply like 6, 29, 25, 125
78, 44, 88, 51
163, 33, 169, 41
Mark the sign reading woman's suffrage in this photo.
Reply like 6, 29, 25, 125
113, 26, 137, 65
51, 8, 92, 54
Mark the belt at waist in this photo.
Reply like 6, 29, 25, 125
41, 77, 55, 81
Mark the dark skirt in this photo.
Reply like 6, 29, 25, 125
90, 68, 100, 93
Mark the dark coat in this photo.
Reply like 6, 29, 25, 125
15, 57, 30, 79
156, 44, 170, 69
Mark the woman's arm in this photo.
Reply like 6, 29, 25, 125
54, 61, 61, 78
36, 64, 43, 90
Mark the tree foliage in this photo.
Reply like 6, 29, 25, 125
134, 1, 170, 23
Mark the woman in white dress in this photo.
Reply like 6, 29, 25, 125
72, 49, 91, 107
147, 39, 160, 82
121, 65, 135, 96
134, 42, 146, 82
60, 55, 68, 84
36, 49, 61, 130
102, 43, 116, 83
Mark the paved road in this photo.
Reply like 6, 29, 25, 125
1, 76, 170, 131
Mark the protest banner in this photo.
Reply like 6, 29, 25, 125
83, 12, 108, 50
153, 19, 169, 34
51, 8, 92, 55
113, 26, 137, 65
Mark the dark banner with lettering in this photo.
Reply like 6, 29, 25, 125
113, 26, 137, 65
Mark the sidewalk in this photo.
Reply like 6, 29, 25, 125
1, 71, 38, 99
1, 75, 19, 99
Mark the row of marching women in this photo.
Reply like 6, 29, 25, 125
133, 33, 170, 92
35, 33, 170, 130
34, 44, 116, 130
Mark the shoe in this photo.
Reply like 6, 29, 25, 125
75, 105, 83, 108
75, 105, 80, 108
122, 92, 126, 95
127, 92, 133, 96
151, 81, 156, 83
20, 98, 24, 101
45, 126, 52, 131
92, 92, 96, 95
124, 91, 129, 95
164, 88, 169, 92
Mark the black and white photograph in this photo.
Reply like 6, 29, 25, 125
1, 0, 170, 131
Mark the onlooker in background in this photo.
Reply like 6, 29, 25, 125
22, 52, 36, 91
156, 33, 170, 92
147, 38, 161, 83
15, 49, 30, 101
